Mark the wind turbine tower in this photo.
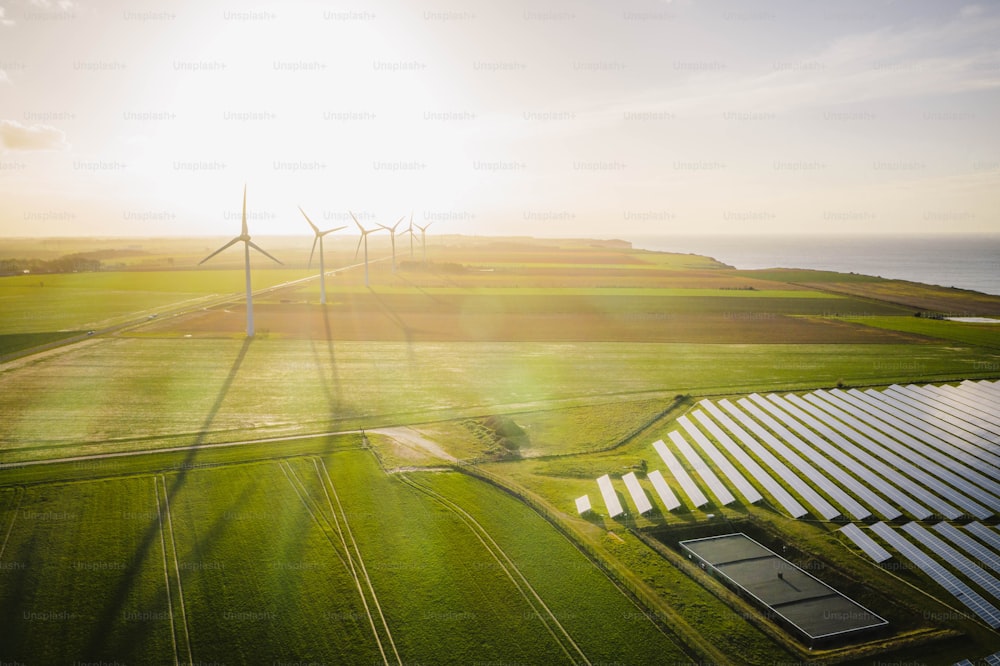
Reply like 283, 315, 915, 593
300, 206, 346, 305
378, 215, 405, 273
414, 221, 434, 265
350, 211, 381, 288
200, 186, 283, 337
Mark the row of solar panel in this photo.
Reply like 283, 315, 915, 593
578, 380, 998, 528
843, 520, 1000, 631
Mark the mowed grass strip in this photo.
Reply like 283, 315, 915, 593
0, 477, 175, 663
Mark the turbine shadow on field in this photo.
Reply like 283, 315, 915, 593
85, 338, 253, 654
311, 306, 342, 418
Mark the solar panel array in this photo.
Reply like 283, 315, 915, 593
596, 474, 623, 518
575, 495, 591, 515
870, 522, 1000, 629
622, 472, 653, 514
654, 438, 709, 508
839, 524, 891, 564
572, 379, 1000, 627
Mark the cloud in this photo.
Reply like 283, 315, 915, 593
0, 120, 69, 151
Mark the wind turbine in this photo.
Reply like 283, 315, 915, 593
406, 212, 415, 259
300, 206, 346, 305
200, 185, 283, 337
350, 211, 381, 288
378, 215, 405, 273
413, 220, 434, 265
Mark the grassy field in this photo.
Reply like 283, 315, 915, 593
0, 269, 313, 338
3, 235, 1000, 664
1, 337, 994, 464
835, 315, 1000, 351
0, 445, 692, 664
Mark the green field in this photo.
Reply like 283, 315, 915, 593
1, 337, 994, 463
0, 269, 313, 336
0, 445, 691, 664
2, 236, 1000, 664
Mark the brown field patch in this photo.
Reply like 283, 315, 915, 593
805, 280, 1000, 315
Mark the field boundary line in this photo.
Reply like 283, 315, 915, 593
279, 461, 389, 665
316, 458, 401, 666
154, 478, 180, 666
0, 487, 24, 564
160, 475, 193, 665
399, 473, 590, 666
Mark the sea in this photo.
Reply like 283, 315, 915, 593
629, 234, 1000, 297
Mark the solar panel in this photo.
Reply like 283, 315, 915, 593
873, 387, 998, 452
796, 393, 982, 520
647, 469, 681, 512
729, 398, 870, 520
840, 523, 891, 564
708, 400, 837, 520
575, 495, 592, 515
691, 404, 808, 518
986, 650, 1000, 666
748, 394, 901, 520
652, 439, 709, 508
965, 523, 1000, 552
814, 390, 1000, 510
926, 385, 1000, 431
596, 474, 624, 518
890, 385, 1000, 443
907, 383, 1000, 434
939, 384, 1000, 417
870, 522, 1000, 629
678, 414, 763, 505
849, 389, 1000, 478
934, 522, 1000, 575
901, 521, 1000, 601
842, 388, 1000, 479
667, 430, 736, 506
621, 472, 653, 514
784, 393, 959, 520
954, 659, 974, 666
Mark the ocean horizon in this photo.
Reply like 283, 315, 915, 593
630, 233, 1000, 297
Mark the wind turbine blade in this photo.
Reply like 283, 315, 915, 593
199, 237, 240, 264
393, 216, 404, 230
354, 234, 364, 260
308, 236, 318, 268
322, 225, 347, 236
248, 241, 283, 265
349, 210, 364, 232
241, 185, 248, 236
299, 206, 320, 235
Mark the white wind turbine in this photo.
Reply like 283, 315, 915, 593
413, 220, 434, 265
350, 211, 382, 288
378, 215, 405, 273
300, 206, 346, 305
406, 212, 415, 259
200, 185, 283, 337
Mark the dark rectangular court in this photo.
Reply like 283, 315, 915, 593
680, 533, 888, 646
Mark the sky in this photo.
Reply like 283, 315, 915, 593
0, 0, 998, 238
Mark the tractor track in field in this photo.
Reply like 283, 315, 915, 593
279, 459, 400, 666
153, 477, 181, 666
397, 473, 591, 666
0, 487, 24, 564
